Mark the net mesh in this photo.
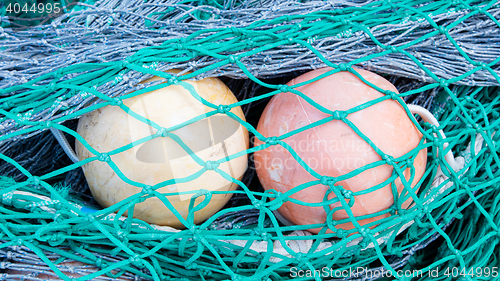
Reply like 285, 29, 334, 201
0, 0, 499, 280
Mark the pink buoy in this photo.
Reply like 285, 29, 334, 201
254, 68, 427, 234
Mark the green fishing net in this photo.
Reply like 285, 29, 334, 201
0, 0, 499, 280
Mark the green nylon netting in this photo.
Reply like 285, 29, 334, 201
0, 0, 500, 280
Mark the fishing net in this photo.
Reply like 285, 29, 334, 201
0, 0, 499, 280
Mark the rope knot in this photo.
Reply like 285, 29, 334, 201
2, 101, 9, 110
332, 110, 347, 120
98, 153, 110, 162
157, 127, 169, 137
385, 90, 398, 100
192, 233, 200, 242
186, 262, 198, 269
253, 200, 263, 209
265, 136, 279, 146
341, 189, 353, 199
360, 227, 371, 237
168, 76, 178, 84
54, 68, 64, 77
383, 154, 394, 165
116, 230, 126, 239
389, 205, 398, 215
334, 228, 345, 238
95, 258, 105, 268
129, 255, 143, 267
195, 189, 209, 198
279, 85, 291, 93
6, 251, 13, 260
141, 185, 154, 195
217, 104, 230, 114
472, 60, 486, 68
260, 231, 271, 241
230, 26, 241, 36
173, 43, 183, 50
228, 55, 238, 64
388, 45, 398, 53
32, 176, 40, 186
439, 79, 449, 87
110, 98, 123, 106
189, 225, 197, 233
422, 205, 429, 214
205, 160, 219, 170
295, 253, 308, 265
320, 176, 335, 186
231, 275, 242, 281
